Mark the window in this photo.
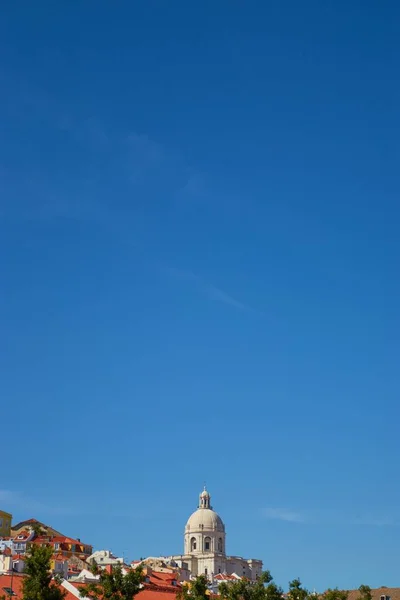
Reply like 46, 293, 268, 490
205, 568, 208, 576
218, 538, 223, 552
204, 536, 211, 551
190, 537, 197, 552
0, 518, 3, 527
54, 543, 60, 551
2, 589, 16, 596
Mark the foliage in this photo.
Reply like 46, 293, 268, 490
287, 579, 309, 600
81, 564, 144, 600
321, 589, 348, 600
177, 575, 210, 600
219, 570, 283, 600
22, 544, 66, 600
357, 586, 372, 600
30, 522, 46, 537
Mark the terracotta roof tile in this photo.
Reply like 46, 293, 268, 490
347, 589, 400, 600
0, 574, 77, 600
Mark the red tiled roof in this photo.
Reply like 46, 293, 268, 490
0, 574, 77, 600
0, 573, 25, 598
148, 572, 179, 584
70, 584, 179, 600
11, 519, 64, 537
139, 589, 179, 600
13, 531, 30, 541
31, 534, 91, 548
347, 589, 400, 600
52, 554, 69, 562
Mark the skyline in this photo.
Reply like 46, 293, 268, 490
1, 0, 399, 592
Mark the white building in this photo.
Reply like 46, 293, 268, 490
88, 550, 124, 567
172, 487, 262, 581
132, 557, 191, 582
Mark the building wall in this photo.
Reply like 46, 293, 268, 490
247, 559, 263, 581
13, 558, 26, 573
0, 554, 12, 573
51, 559, 68, 579
0, 540, 14, 554
225, 557, 262, 581
0, 511, 12, 537
184, 531, 225, 556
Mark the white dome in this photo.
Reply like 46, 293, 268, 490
185, 508, 225, 532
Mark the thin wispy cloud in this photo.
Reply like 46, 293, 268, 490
263, 507, 305, 523
165, 266, 257, 313
262, 506, 398, 527
0, 490, 18, 504
0, 489, 161, 522
0, 75, 261, 315
0, 70, 203, 222
0, 489, 80, 518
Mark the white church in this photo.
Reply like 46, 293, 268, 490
171, 487, 262, 581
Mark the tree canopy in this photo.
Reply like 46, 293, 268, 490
177, 575, 210, 600
321, 589, 349, 600
219, 571, 283, 600
357, 586, 372, 600
81, 564, 144, 600
287, 579, 309, 600
22, 544, 66, 600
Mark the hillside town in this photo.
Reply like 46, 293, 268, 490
0, 489, 397, 600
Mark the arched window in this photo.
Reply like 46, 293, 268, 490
190, 537, 197, 552
218, 538, 223, 552
204, 536, 211, 551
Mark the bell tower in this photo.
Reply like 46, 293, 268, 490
199, 486, 211, 509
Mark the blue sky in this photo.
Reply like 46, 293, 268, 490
1, 0, 399, 591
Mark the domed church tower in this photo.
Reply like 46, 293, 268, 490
171, 487, 262, 581
182, 487, 227, 577
184, 487, 226, 557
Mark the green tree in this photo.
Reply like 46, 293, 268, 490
321, 589, 348, 600
287, 579, 309, 600
30, 522, 45, 537
357, 586, 372, 600
219, 571, 283, 600
81, 564, 144, 600
177, 575, 210, 600
22, 544, 66, 600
